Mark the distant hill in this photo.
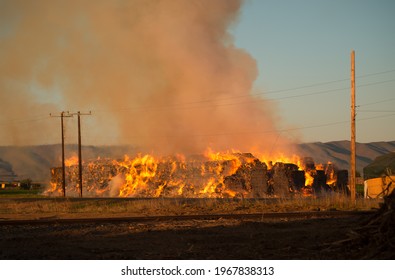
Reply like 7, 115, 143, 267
0, 141, 394, 182
297, 140, 395, 173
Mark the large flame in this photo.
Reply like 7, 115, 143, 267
65, 156, 79, 167
48, 149, 345, 198
117, 154, 158, 197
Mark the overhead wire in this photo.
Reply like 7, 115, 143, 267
86, 66, 395, 143
2, 68, 395, 133
359, 110, 395, 113
82, 112, 395, 143
87, 77, 395, 116
0, 114, 49, 123
87, 68, 395, 114
357, 96, 395, 114
191, 112, 395, 138
358, 97, 395, 107
0, 115, 50, 127
358, 112, 395, 121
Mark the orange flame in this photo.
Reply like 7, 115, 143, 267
258, 154, 303, 170
118, 154, 158, 197
65, 156, 79, 167
47, 149, 343, 198
305, 171, 314, 187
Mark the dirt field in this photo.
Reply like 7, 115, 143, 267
0, 214, 381, 260
1, 196, 392, 260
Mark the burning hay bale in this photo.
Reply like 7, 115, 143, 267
267, 163, 297, 197
223, 155, 267, 198
312, 170, 330, 193
49, 158, 120, 196
290, 170, 305, 192
48, 153, 269, 198
48, 152, 349, 198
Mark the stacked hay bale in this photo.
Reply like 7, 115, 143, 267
48, 154, 269, 198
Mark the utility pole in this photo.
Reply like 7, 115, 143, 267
70, 111, 91, 198
50, 111, 72, 197
350, 50, 356, 203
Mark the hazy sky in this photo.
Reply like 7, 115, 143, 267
1, 0, 394, 150
233, 0, 395, 143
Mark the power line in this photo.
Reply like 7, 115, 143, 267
86, 68, 395, 114
357, 68, 395, 78
358, 110, 395, 113
0, 115, 49, 126
358, 113, 395, 121
259, 78, 395, 100
358, 97, 395, 107
193, 68, 395, 102
6, 67, 393, 122
80, 111, 395, 147
0, 114, 48, 123
92, 77, 395, 114
2, 68, 395, 125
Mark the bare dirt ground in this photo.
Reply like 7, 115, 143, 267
0, 214, 379, 260
1, 196, 392, 260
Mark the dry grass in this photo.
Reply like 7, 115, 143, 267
0, 194, 381, 220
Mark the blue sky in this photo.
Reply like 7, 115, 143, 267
232, 0, 395, 143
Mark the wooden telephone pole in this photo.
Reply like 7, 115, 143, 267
50, 111, 72, 197
71, 111, 91, 198
350, 50, 356, 203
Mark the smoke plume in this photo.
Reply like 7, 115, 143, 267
0, 0, 296, 156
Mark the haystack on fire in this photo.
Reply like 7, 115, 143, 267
48, 152, 348, 198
